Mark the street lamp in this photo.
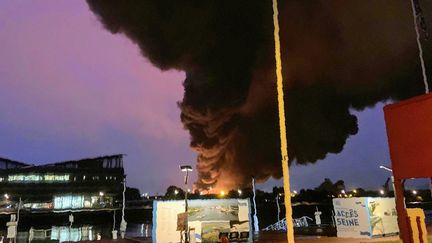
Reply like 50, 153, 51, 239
180, 165, 193, 242
180, 165, 193, 182
379, 165, 393, 172
379, 165, 395, 194
379, 165, 395, 199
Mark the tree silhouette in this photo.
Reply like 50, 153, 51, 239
164, 185, 185, 199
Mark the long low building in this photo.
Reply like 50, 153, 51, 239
0, 154, 125, 213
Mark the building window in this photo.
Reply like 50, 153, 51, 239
53, 195, 84, 209
7, 174, 70, 183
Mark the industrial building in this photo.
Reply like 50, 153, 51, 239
0, 154, 125, 213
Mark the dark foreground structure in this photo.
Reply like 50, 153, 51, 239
0, 154, 125, 213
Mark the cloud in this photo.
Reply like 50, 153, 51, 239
87, 0, 431, 190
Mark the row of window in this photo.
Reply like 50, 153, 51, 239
0, 160, 26, 170
102, 157, 123, 168
55, 157, 123, 169
51, 226, 99, 242
80, 175, 121, 181
0, 174, 122, 183
53, 194, 113, 209
8, 174, 70, 182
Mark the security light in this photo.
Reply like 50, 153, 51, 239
180, 165, 193, 172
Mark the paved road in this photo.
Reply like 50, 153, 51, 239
115, 229, 432, 242
254, 225, 432, 242
255, 232, 401, 242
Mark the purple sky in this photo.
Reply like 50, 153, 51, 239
0, 1, 425, 194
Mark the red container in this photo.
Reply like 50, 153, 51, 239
384, 93, 432, 179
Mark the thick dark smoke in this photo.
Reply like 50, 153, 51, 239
87, 0, 431, 190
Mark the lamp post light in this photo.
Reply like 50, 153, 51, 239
180, 165, 193, 209
379, 165, 395, 193
379, 165, 401, 207
379, 165, 393, 173
180, 165, 193, 243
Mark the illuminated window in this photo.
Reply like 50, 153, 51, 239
53, 195, 84, 209
8, 174, 70, 183
24, 202, 52, 209
91, 196, 98, 205
26, 174, 42, 181
51, 226, 82, 242
84, 199, 92, 208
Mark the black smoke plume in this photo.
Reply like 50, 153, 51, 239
87, 0, 431, 190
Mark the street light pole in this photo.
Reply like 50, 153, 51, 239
276, 194, 281, 226
185, 171, 189, 212
252, 177, 259, 232
379, 165, 396, 194
180, 165, 193, 243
